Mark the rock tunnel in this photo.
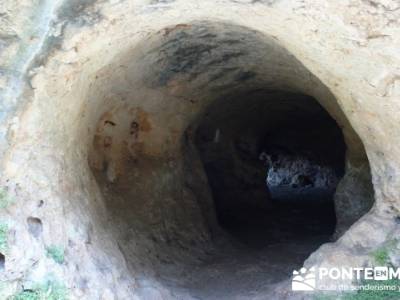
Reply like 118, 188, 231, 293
2, 20, 382, 299
195, 89, 346, 246
85, 22, 374, 297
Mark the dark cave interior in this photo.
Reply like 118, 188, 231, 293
195, 90, 346, 249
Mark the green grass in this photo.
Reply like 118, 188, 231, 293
10, 290, 39, 300
0, 188, 14, 209
0, 223, 8, 253
371, 240, 397, 266
46, 245, 64, 264
372, 247, 390, 265
10, 279, 67, 300
342, 279, 400, 300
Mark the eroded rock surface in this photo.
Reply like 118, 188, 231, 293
0, 1, 399, 299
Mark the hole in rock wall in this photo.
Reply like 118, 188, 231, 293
81, 22, 375, 298
195, 92, 345, 251
27, 217, 43, 239
0, 253, 4, 270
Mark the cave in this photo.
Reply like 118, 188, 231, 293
82, 22, 374, 298
2, 18, 382, 299
195, 90, 345, 250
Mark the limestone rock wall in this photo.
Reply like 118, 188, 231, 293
0, 0, 399, 299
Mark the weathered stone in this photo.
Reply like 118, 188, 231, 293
0, 0, 399, 299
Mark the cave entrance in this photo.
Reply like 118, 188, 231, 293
82, 22, 374, 298
195, 90, 344, 263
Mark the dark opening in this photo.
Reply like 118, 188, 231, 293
27, 217, 43, 239
195, 90, 345, 268
0, 252, 4, 270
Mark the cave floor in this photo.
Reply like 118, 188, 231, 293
99, 163, 335, 299
175, 187, 336, 300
